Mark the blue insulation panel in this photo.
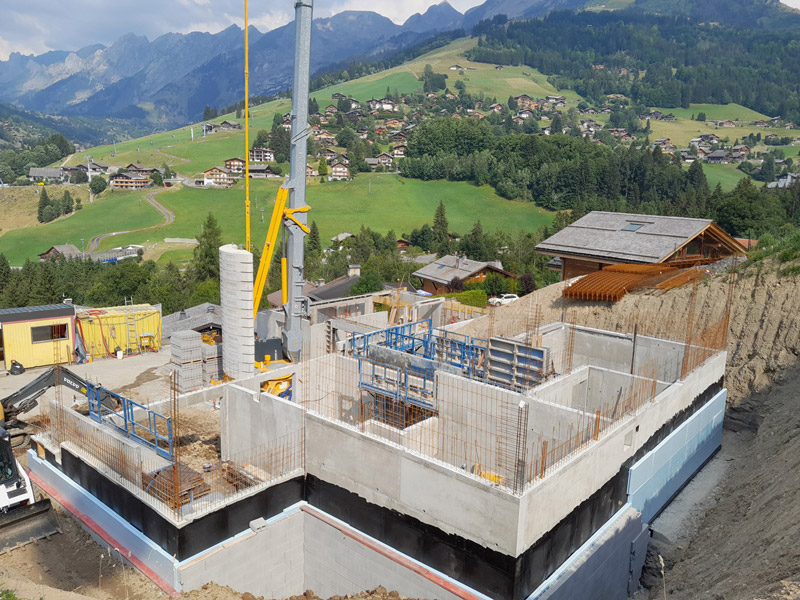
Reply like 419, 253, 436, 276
628, 388, 726, 523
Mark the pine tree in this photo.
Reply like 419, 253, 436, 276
29, 262, 58, 305
61, 190, 74, 215
318, 159, 328, 178
308, 221, 322, 254
432, 200, 451, 257
0, 253, 10, 295
37, 188, 51, 223
191, 213, 223, 283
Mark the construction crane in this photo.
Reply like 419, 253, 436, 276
252, 1, 313, 362
244, 0, 251, 252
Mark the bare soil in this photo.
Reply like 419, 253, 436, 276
636, 361, 800, 599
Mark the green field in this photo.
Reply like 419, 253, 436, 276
82, 175, 553, 261
651, 104, 769, 123
703, 163, 748, 191
0, 189, 161, 264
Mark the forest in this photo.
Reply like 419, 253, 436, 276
467, 10, 800, 123
400, 117, 800, 238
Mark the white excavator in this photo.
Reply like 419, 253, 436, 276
0, 425, 60, 552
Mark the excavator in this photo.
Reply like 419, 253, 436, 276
0, 366, 119, 551
1, 366, 119, 447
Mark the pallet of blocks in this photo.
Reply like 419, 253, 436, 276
202, 342, 223, 384
171, 330, 204, 392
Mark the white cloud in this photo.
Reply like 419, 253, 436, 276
781, 0, 800, 8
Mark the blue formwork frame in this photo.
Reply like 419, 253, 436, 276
357, 357, 436, 419
87, 384, 174, 460
352, 319, 489, 380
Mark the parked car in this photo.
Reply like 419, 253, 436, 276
488, 293, 519, 306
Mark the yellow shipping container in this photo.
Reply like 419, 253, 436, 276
0, 305, 76, 370
75, 304, 162, 360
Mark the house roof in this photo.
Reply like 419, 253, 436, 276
535, 211, 745, 264
28, 167, 63, 178
307, 275, 360, 302
39, 244, 82, 259
162, 303, 222, 339
413, 255, 509, 286
267, 283, 316, 307
205, 166, 232, 174
0, 303, 75, 324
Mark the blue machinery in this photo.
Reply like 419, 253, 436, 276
86, 383, 173, 460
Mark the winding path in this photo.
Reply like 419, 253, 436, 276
86, 188, 174, 252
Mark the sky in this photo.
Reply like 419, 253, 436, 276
0, 0, 485, 60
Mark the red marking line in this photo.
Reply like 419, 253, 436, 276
28, 468, 181, 598
300, 504, 483, 600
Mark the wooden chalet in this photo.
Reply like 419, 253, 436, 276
536, 211, 747, 280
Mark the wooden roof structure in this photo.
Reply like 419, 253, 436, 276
536, 212, 747, 265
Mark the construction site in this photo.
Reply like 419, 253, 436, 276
0, 3, 782, 600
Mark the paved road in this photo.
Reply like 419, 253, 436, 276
86, 188, 175, 252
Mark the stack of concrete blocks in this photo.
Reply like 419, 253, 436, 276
171, 330, 204, 392
202, 342, 223, 384
220, 244, 255, 380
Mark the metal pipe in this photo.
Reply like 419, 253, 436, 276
283, 0, 313, 361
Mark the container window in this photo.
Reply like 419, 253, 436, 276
31, 324, 68, 343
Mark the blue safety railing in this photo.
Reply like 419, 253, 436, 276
87, 384, 174, 460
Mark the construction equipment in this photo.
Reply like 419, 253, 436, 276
249, 1, 313, 361
261, 374, 293, 402
1, 366, 119, 445
0, 426, 60, 553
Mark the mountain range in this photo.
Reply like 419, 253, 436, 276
0, 0, 597, 129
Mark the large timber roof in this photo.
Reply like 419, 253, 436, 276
535, 211, 745, 264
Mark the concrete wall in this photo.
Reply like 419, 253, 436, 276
632, 335, 685, 383
530, 505, 646, 600
516, 351, 725, 556
573, 328, 633, 373
303, 510, 466, 600
221, 384, 304, 460
178, 507, 305, 597
304, 411, 521, 555
436, 372, 527, 482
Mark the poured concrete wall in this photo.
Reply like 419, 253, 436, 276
436, 372, 526, 481
573, 328, 633, 373
303, 510, 464, 600
221, 384, 304, 459
304, 412, 521, 555
632, 335, 685, 383
516, 350, 725, 556
178, 508, 305, 596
